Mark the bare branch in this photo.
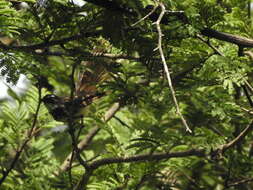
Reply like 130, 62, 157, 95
131, 5, 158, 27
215, 120, 253, 155
88, 149, 205, 170
155, 2, 192, 133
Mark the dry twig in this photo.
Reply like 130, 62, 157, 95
155, 2, 192, 133
131, 5, 158, 27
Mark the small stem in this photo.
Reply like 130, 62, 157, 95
131, 5, 158, 27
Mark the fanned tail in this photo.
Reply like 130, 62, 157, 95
75, 61, 109, 97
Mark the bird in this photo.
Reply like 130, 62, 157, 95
42, 61, 109, 122
42, 93, 105, 122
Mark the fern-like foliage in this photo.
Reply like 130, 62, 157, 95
0, 1, 20, 35
0, 86, 61, 190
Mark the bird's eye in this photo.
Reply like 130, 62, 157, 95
42, 94, 59, 104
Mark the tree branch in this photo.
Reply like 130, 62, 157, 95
74, 148, 205, 190
244, 50, 253, 60
88, 149, 205, 170
131, 5, 159, 27
0, 31, 99, 52
228, 177, 253, 187
196, 34, 224, 56
242, 85, 253, 108
214, 120, 253, 156
155, 2, 191, 133
201, 28, 253, 48
58, 102, 121, 173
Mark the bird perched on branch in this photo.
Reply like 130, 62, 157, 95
42, 61, 109, 122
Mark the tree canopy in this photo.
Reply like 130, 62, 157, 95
1, 0, 253, 189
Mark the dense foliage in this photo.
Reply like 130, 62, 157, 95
1, 0, 253, 189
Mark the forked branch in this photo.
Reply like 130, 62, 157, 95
155, 2, 192, 133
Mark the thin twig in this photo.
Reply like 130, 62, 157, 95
68, 126, 88, 168
73, 103, 122, 190
68, 61, 83, 186
244, 80, 253, 94
113, 115, 132, 129
228, 177, 253, 187
131, 5, 158, 27
196, 34, 224, 56
68, 149, 75, 189
58, 102, 121, 173
242, 85, 253, 108
215, 120, 253, 155
240, 106, 253, 115
155, 2, 192, 133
